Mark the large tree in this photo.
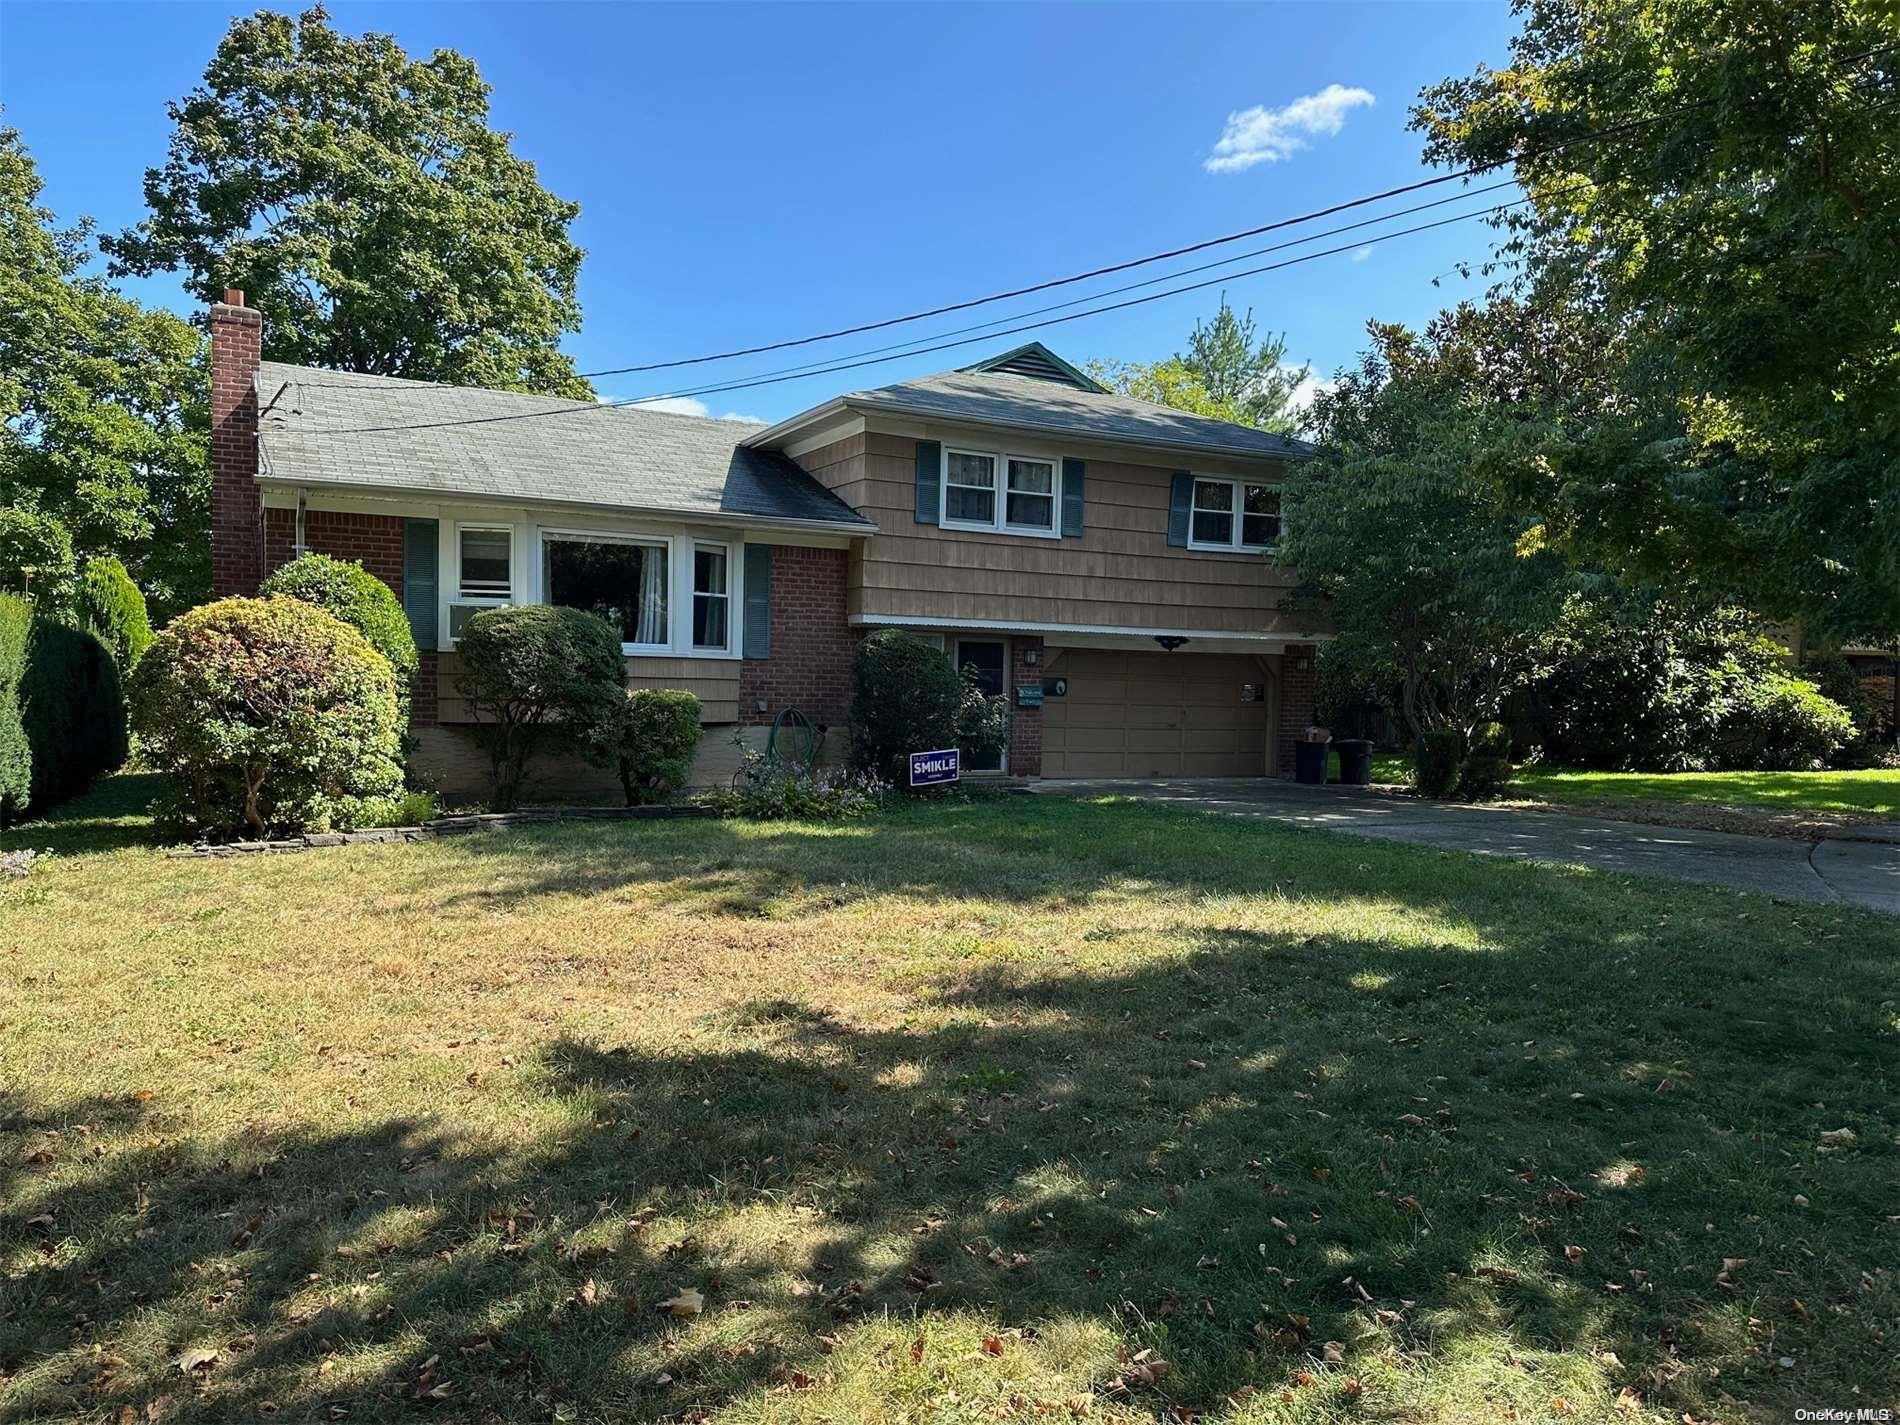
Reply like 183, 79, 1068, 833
1413, 0, 1899, 649
1280, 303, 1587, 742
1090, 299, 1312, 433
1, 127, 208, 616
104, 5, 594, 397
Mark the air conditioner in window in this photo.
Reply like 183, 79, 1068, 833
447, 602, 505, 643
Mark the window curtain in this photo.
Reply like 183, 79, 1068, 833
637, 547, 667, 645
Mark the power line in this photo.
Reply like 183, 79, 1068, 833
315, 194, 1538, 436
283, 38, 1900, 401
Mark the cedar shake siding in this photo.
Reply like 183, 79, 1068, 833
791, 431, 1306, 635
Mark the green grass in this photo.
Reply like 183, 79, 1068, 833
1371, 755, 1899, 817
2, 774, 1896, 1423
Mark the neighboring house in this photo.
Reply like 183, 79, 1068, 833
209, 292, 1324, 794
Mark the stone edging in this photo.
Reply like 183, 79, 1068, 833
165, 804, 714, 858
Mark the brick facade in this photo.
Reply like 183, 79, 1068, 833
209, 295, 264, 598
739, 544, 855, 729
1274, 646, 1321, 776
1008, 636, 1044, 776
262, 508, 406, 591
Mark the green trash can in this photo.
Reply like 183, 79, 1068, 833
1335, 738, 1373, 786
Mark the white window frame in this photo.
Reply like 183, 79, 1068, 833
440, 518, 745, 660
538, 527, 674, 655
940, 445, 1064, 540
1187, 476, 1282, 553
456, 522, 516, 602
690, 540, 734, 653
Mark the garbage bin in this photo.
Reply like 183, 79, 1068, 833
1335, 738, 1373, 786
1294, 728, 1331, 785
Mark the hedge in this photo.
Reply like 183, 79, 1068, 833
261, 553, 418, 717
0, 597, 30, 821
129, 596, 403, 837
0, 594, 130, 823
78, 555, 154, 673
848, 629, 966, 787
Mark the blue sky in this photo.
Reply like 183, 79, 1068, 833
0, 1, 1519, 424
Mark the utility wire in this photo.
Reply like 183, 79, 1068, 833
316, 194, 1538, 436
285, 38, 1900, 398
301, 177, 1524, 399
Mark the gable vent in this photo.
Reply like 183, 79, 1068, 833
960, 342, 1106, 393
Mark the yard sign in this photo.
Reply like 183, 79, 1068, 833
908, 748, 960, 787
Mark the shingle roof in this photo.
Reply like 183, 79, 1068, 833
821, 369, 1316, 461
252, 363, 874, 529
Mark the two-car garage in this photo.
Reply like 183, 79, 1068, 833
1039, 649, 1278, 778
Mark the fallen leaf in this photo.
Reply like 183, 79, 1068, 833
659, 1288, 704, 1317
1563, 1245, 1586, 1263
174, 1347, 219, 1374
981, 1335, 1004, 1357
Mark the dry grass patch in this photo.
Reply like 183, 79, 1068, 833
0, 774, 1895, 1423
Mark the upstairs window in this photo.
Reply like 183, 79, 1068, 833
458, 526, 513, 600
1189, 478, 1281, 551
943, 447, 1061, 537
945, 451, 997, 525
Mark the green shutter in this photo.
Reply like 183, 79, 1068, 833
402, 518, 439, 648
914, 439, 941, 525
1061, 457, 1085, 537
743, 543, 773, 658
1167, 472, 1193, 547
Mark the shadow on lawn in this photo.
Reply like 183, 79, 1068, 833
5, 875, 1897, 1421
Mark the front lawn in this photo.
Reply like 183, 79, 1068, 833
1370, 755, 1899, 820
3, 775, 1895, 1422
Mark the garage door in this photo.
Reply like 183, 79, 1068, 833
1041, 650, 1274, 777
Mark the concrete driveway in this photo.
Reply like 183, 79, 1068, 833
1028, 778, 1900, 917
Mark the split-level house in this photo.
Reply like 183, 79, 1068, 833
208, 292, 1325, 795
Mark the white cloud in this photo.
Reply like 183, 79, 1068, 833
604, 393, 766, 424
1204, 84, 1375, 173
1281, 362, 1334, 431
1350, 245, 1374, 262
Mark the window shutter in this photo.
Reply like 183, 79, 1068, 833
402, 518, 439, 648
914, 439, 941, 525
743, 543, 773, 658
1061, 457, 1085, 537
1167, 472, 1194, 547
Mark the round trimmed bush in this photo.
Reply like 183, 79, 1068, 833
78, 555, 153, 672
848, 629, 965, 787
453, 604, 626, 810
129, 596, 403, 836
261, 553, 418, 715
1458, 720, 1514, 800
587, 687, 702, 806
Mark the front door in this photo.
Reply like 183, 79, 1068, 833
954, 638, 1008, 771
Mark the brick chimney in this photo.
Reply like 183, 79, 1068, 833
209, 289, 264, 598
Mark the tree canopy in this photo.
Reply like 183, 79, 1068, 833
1090, 300, 1312, 434
1413, 0, 1899, 648
0, 127, 208, 617
104, 4, 594, 397
1280, 304, 1581, 742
